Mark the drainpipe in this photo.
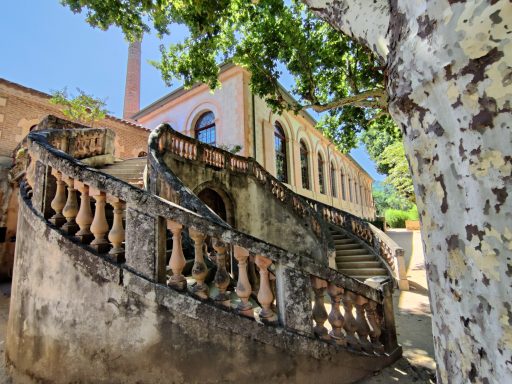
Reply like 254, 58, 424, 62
327, 142, 334, 207
252, 93, 257, 160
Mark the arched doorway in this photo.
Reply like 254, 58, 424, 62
197, 188, 228, 222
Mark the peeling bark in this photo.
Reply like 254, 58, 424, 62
305, 0, 512, 382
304, 0, 391, 63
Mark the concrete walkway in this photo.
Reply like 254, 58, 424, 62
359, 229, 436, 383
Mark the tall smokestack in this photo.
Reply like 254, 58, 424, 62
123, 40, 141, 120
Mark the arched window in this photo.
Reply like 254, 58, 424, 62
330, 162, 337, 197
274, 122, 288, 183
348, 177, 353, 202
340, 170, 347, 200
300, 141, 310, 189
195, 111, 216, 145
354, 181, 359, 204
318, 153, 325, 194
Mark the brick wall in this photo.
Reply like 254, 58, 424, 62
0, 79, 150, 160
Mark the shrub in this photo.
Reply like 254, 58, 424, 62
385, 206, 419, 228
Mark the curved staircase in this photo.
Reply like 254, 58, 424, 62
330, 227, 388, 282
149, 124, 407, 288
7, 116, 403, 384
99, 157, 146, 187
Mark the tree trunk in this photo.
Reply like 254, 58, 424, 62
306, 1, 512, 382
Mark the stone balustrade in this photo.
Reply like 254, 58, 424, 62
48, 127, 114, 160
44, 168, 127, 262
154, 125, 406, 289
154, 126, 329, 242
302, 197, 409, 290
25, 124, 399, 356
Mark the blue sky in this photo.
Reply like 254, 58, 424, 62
0, 1, 384, 182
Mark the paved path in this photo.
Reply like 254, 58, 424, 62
359, 229, 436, 383
0, 283, 12, 384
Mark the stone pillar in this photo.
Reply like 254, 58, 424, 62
380, 282, 399, 353
31, 160, 51, 216
189, 227, 209, 299
124, 206, 166, 282
254, 255, 277, 323
233, 245, 253, 316
275, 265, 313, 335
49, 171, 67, 227
108, 198, 125, 262
167, 221, 186, 291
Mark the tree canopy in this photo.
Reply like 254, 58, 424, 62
60, 0, 391, 151
360, 122, 414, 202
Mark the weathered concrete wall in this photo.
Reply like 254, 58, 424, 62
163, 154, 325, 262
6, 192, 397, 384
0, 163, 17, 278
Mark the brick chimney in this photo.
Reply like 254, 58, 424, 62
123, 40, 141, 120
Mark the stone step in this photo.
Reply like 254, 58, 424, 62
338, 268, 388, 277
334, 243, 362, 250
331, 233, 349, 238
337, 261, 382, 269
101, 169, 145, 176
333, 239, 354, 245
103, 162, 145, 168
335, 249, 371, 256
350, 276, 383, 282
335, 254, 375, 261
335, 254, 375, 263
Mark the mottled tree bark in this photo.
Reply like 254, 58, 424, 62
305, 1, 512, 383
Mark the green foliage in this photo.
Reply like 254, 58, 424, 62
385, 207, 418, 228
360, 117, 401, 174
50, 88, 108, 127
379, 141, 415, 202
372, 183, 413, 216
217, 144, 242, 154
361, 121, 414, 203
60, 0, 391, 153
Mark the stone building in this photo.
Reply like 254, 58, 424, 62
133, 63, 375, 221
0, 78, 150, 278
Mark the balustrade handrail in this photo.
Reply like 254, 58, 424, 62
154, 125, 334, 243
27, 126, 384, 303
300, 195, 407, 287
154, 125, 402, 284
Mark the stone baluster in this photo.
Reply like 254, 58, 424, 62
167, 221, 187, 290
89, 190, 110, 253
342, 290, 360, 350
75, 182, 93, 243
212, 239, 231, 306
311, 277, 329, 340
365, 300, 385, 354
189, 227, 209, 299
61, 175, 79, 234
108, 197, 125, 262
354, 295, 373, 352
233, 245, 253, 316
327, 282, 346, 345
254, 255, 276, 323
50, 170, 67, 227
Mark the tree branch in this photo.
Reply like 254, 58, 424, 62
303, 0, 391, 63
302, 88, 387, 112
